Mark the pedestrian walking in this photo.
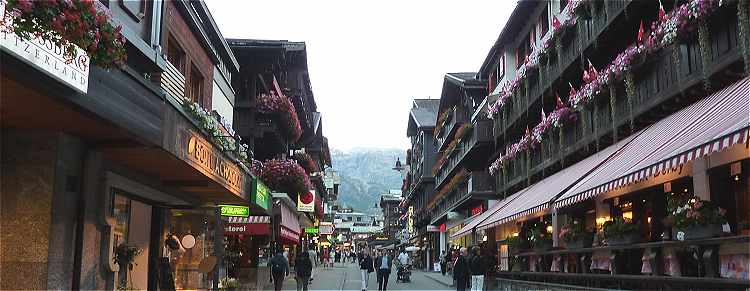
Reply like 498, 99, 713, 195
308, 248, 318, 281
268, 248, 289, 291
375, 250, 393, 291
440, 250, 448, 276
452, 247, 470, 291
295, 250, 313, 291
359, 249, 375, 291
469, 246, 485, 291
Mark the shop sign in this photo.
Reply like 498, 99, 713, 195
251, 177, 270, 210
439, 223, 446, 232
426, 225, 440, 232
407, 206, 414, 234
297, 190, 315, 212
471, 204, 484, 216
319, 222, 334, 235
224, 223, 269, 235
304, 227, 319, 234
0, 1, 90, 94
185, 131, 243, 195
219, 204, 249, 217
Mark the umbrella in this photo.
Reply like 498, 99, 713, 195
405, 246, 420, 252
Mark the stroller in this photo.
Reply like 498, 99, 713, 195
396, 264, 412, 283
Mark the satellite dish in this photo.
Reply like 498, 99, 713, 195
181, 234, 196, 249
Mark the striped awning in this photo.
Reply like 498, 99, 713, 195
476, 135, 634, 231
555, 76, 750, 208
279, 201, 301, 237
225, 216, 270, 224
450, 190, 525, 239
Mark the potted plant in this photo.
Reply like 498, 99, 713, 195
114, 244, 143, 290
671, 198, 726, 240
603, 217, 640, 246
528, 223, 553, 251
505, 235, 522, 254
560, 219, 593, 249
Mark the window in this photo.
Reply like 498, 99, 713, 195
515, 37, 528, 68
166, 35, 185, 74
539, 6, 549, 37
188, 65, 204, 106
496, 55, 505, 80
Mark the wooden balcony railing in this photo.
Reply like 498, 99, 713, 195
435, 119, 494, 188
496, 4, 743, 194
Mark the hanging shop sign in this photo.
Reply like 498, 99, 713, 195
219, 205, 250, 217
304, 227, 319, 234
407, 206, 414, 234
224, 223, 269, 235
252, 177, 270, 210
297, 190, 315, 212
427, 225, 440, 232
184, 131, 244, 195
319, 222, 335, 235
0, 1, 90, 94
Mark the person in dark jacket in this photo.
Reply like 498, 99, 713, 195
468, 246, 485, 291
374, 250, 393, 291
453, 247, 470, 291
359, 249, 375, 291
268, 248, 289, 291
295, 250, 313, 291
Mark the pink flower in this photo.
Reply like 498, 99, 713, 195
718, 208, 726, 216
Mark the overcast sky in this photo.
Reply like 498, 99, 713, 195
206, 0, 515, 150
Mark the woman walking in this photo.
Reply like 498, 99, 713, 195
359, 249, 375, 291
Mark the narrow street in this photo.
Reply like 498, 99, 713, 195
278, 263, 453, 291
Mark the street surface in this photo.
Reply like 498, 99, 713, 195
279, 262, 453, 291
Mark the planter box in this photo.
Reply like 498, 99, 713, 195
565, 236, 593, 249
677, 224, 722, 241
607, 233, 640, 246
533, 241, 553, 251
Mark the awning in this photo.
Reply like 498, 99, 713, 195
279, 201, 301, 244
555, 76, 750, 208
477, 135, 635, 230
450, 191, 526, 239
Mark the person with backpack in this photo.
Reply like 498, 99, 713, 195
295, 249, 313, 291
359, 249, 374, 291
268, 248, 289, 291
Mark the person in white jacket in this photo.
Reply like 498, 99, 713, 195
308, 249, 318, 280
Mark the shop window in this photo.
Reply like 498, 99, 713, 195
169, 209, 218, 290
110, 192, 152, 290
188, 66, 205, 106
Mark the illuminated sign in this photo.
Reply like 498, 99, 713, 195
252, 177, 270, 210
304, 228, 319, 234
471, 204, 484, 216
319, 222, 335, 235
219, 205, 249, 217
185, 131, 243, 195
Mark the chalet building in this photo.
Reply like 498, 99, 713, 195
427, 73, 494, 262
380, 191, 403, 241
0, 1, 272, 290
228, 39, 332, 265
402, 99, 439, 268
446, 0, 749, 289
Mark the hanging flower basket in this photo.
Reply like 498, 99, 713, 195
293, 152, 319, 174
256, 93, 302, 142
259, 158, 311, 196
2, 0, 127, 67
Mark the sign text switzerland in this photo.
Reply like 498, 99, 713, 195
0, 1, 90, 93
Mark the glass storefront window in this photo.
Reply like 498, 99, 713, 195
169, 209, 217, 290
111, 191, 152, 291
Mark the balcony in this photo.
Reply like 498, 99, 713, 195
435, 119, 494, 188
437, 106, 471, 151
497, 5, 744, 194
494, 0, 630, 140
431, 170, 494, 223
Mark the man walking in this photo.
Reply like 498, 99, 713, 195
469, 246, 485, 291
295, 249, 313, 291
452, 247, 470, 291
268, 248, 289, 291
375, 250, 393, 291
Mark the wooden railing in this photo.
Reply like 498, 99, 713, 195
496, 4, 743, 194
435, 119, 494, 188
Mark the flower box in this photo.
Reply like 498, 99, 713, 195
676, 224, 722, 241
607, 232, 640, 246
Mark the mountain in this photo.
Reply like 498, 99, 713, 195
331, 148, 406, 213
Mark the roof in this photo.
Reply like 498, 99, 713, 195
407, 99, 440, 136
556, 76, 750, 208
439, 72, 485, 114
477, 1, 540, 79
444, 72, 484, 88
